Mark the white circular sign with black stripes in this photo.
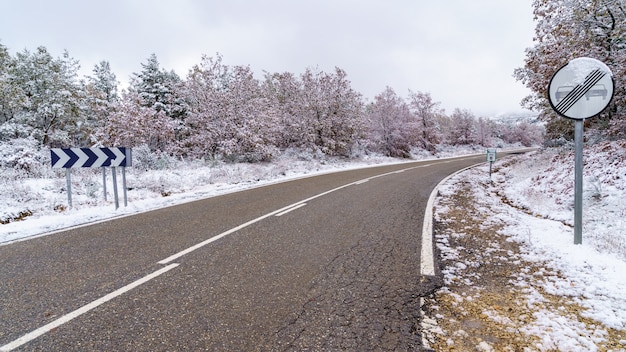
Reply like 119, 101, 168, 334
548, 57, 614, 120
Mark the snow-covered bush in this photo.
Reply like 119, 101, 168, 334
0, 121, 33, 141
0, 137, 50, 178
131, 144, 177, 171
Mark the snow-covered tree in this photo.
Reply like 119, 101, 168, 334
130, 53, 184, 119
217, 64, 278, 161
474, 116, 496, 147
299, 67, 365, 156
100, 89, 175, 152
515, 0, 626, 140
261, 71, 302, 149
9, 47, 85, 146
179, 54, 278, 161
366, 86, 414, 157
445, 109, 477, 145
0, 42, 22, 131
88, 61, 118, 104
501, 121, 545, 147
176, 54, 226, 159
84, 61, 119, 145
408, 90, 443, 152
97, 54, 184, 152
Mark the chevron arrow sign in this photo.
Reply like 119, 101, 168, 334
50, 147, 132, 168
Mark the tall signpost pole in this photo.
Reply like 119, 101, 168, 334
574, 120, 584, 244
547, 57, 614, 244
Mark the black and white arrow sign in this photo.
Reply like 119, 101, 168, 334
51, 147, 131, 168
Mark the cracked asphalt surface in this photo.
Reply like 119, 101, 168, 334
1, 155, 488, 351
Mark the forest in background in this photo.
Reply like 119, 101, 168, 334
0, 44, 542, 171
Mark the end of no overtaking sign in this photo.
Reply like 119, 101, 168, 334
548, 57, 614, 120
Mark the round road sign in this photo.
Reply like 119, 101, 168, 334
548, 57, 614, 120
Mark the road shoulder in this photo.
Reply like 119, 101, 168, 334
421, 166, 626, 351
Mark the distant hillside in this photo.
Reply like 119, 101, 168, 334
490, 111, 540, 125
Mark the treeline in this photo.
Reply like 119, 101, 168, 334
0, 44, 543, 163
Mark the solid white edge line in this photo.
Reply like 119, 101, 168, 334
275, 203, 307, 217
0, 263, 180, 352
420, 163, 481, 276
419, 163, 482, 349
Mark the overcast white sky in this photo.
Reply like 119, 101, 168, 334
1, 0, 536, 116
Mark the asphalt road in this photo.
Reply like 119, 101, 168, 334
0, 153, 497, 351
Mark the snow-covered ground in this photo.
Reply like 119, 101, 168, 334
431, 141, 626, 350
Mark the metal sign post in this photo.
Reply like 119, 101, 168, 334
111, 167, 119, 209
574, 121, 584, 244
102, 167, 107, 201
122, 167, 128, 207
66, 169, 73, 208
547, 57, 614, 244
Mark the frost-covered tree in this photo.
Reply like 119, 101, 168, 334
474, 116, 496, 147
177, 54, 227, 158
408, 90, 443, 152
445, 109, 477, 145
501, 121, 545, 147
88, 61, 118, 104
130, 53, 184, 119
9, 47, 85, 146
261, 71, 302, 149
100, 89, 175, 152
515, 0, 626, 140
99, 54, 184, 152
299, 67, 365, 156
179, 54, 278, 161
84, 61, 119, 145
0, 42, 20, 128
217, 64, 278, 161
366, 86, 414, 157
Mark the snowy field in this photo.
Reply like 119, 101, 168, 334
432, 141, 626, 350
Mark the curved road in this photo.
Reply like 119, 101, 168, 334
0, 153, 510, 351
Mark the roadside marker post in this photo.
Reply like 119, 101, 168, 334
547, 57, 614, 244
486, 148, 497, 178
50, 147, 132, 209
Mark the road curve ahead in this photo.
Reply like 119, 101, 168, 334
1, 153, 501, 351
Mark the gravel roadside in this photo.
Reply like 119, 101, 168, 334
420, 166, 626, 351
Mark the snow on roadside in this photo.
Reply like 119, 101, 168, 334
431, 142, 626, 350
